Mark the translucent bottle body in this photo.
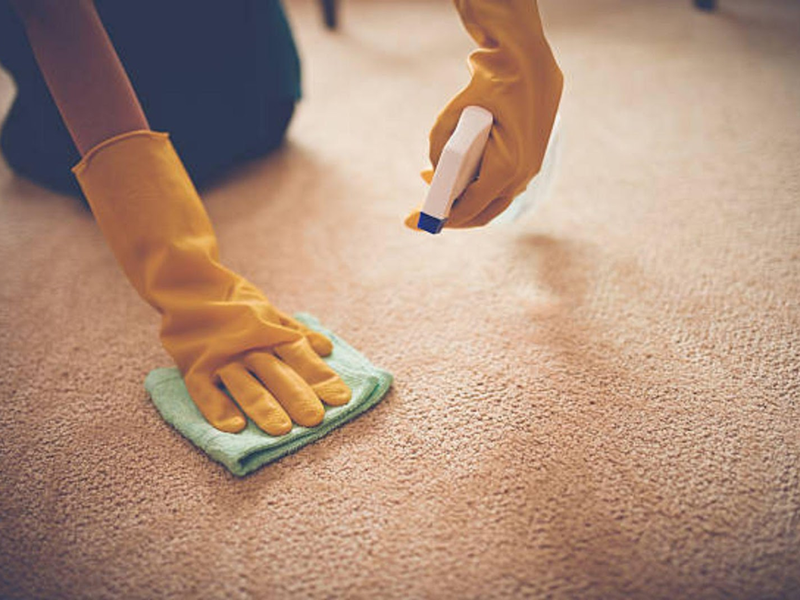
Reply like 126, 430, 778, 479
493, 111, 563, 225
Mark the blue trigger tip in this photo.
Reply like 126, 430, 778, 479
417, 213, 446, 234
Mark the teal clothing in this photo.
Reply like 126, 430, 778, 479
0, 0, 302, 195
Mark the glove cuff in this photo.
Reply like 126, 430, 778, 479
73, 130, 301, 376
72, 129, 223, 304
72, 129, 170, 177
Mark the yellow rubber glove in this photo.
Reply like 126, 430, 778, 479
73, 131, 351, 435
406, 0, 563, 230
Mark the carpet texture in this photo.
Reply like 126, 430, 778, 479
1, 0, 799, 598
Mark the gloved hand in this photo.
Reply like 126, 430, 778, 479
73, 131, 351, 435
406, 0, 563, 230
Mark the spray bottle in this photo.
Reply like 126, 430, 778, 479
417, 105, 562, 234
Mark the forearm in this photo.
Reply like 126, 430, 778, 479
453, 0, 559, 80
453, 0, 549, 43
9, 0, 149, 155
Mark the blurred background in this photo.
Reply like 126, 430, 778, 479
1, 1, 799, 598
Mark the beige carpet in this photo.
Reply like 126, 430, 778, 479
1, 0, 799, 598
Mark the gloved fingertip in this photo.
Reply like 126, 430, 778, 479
446, 183, 500, 228
307, 332, 333, 357
459, 195, 514, 228
261, 414, 293, 437
293, 402, 325, 428
214, 414, 247, 433
404, 210, 422, 231
188, 376, 248, 433
313, 378, 352, 407
420, 169, 434, 184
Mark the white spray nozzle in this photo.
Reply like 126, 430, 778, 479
418, 106, 493, 234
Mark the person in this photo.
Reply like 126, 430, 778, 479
0, 1, 300, 195
1, 0, 563, 435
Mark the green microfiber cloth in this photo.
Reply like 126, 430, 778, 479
144, 313, 393, 476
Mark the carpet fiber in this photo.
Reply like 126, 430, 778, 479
1, 0, 799, 598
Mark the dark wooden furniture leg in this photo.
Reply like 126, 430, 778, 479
694, 0, 717, 11
321, 0, 338, 30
